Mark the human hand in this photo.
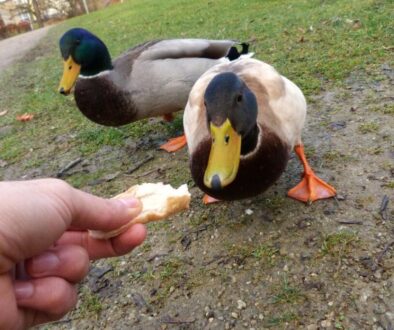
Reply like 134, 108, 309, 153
0, 179, 147, 329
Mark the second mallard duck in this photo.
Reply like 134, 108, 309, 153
58, 28, 250, 151
184, 58, 336, 203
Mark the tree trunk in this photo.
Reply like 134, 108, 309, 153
31, 0, 44, 28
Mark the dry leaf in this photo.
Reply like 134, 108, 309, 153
16, 113, 34, 122
0, 110, 8, 116
352, 20, 362, 30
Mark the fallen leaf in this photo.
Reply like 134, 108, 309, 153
352, 20, 362, 30
16, 113, 34, 122
0, 110, 8, 116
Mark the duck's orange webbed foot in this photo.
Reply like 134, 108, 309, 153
159, 135, 187, 152
287, 144, 336, 204
203, 194, 221, 204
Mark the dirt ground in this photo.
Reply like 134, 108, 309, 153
2, 48, 393, 329
0, 26, 51, 74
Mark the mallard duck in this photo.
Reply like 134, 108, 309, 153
58, 28, 250, 150
183, 58, 336, 203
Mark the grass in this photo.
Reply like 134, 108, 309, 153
271, 276, 303, 305
321, 230, 358, 257
252, 244, 279, 266
0, 0, 393, 171
265, 312, 298, 328
358, 121, 380, 134
370, 103, 394, 115
78, 287, 103, 317
383, 181, 394, 189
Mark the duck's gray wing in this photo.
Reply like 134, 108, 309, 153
136, 39, 241, 61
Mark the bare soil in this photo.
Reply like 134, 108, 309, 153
2, 51, 393, 329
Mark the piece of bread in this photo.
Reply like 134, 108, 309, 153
89, 183, 191, 239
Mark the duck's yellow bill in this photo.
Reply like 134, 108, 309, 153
204, 119, 241, 189
58, 56, 81, 95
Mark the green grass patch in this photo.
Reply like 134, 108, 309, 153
265, 312, 298, 328
252, 244, 279, 266
0, 134, 27, 162
383, 181, 394, 189
77, 127, 125, 154
370, 104, 394, 115
271, 276, 304, 305
78, 287, 103, 317
160, 258, 182, 280
358, 121, 380, 134
261, 195, 287, 212
321, 230, 358, 257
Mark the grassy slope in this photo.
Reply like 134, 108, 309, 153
0, 0, 392, 171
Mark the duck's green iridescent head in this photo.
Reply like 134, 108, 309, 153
58, 28, 113, 95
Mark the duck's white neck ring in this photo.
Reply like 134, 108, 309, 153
79, 70, 111, 79
240, 125, 262, 160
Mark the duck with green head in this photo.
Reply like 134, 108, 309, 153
58, 28, 250, 150
184, 58, 337, 204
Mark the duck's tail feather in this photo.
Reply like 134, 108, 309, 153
226, 42, 254, 61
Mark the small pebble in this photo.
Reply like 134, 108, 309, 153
237, 299, 247, 310
245, 208, 254, 215
231, 312, 239, 319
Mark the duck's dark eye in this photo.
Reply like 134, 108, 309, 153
75, 39, 81, 45
236, 94, 243, 103
68, 65, 72, 70
212, 137, 215, 144
225, 135, 230, 144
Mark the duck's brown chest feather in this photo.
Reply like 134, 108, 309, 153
190, 128, 290, 200
75, 78, 138, 126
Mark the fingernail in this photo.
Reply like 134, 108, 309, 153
31, 252, 59, 274
118, 198, 140, 208
15, 282, 34, 299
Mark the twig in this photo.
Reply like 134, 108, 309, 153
147, 253, 169, 262
337, 220, 363, 225
203, 254, 226, 266
125, 154, 154, 174
182, 224, 210, 236
379, 195, 389, 220
133, 166, 167, 178
161, 316, 195, 324
376, 240, 394, 266
56, 158, 82, 177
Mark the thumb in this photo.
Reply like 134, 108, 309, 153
67, 186, 142, 231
